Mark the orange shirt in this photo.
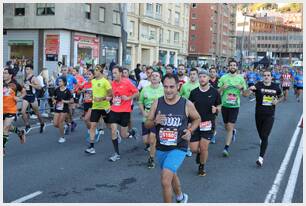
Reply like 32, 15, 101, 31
111, 78, 138, 113
3, 81, 21, 114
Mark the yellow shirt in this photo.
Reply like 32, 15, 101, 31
91, 78, 112, 110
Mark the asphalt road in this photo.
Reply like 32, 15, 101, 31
3, 91, 303, 203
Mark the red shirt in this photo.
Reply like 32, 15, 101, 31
83, 82, 92, 103
111, 78, 138, 112
74, 74, 86, 92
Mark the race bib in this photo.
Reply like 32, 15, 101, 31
226, 93, 237, 105
24, 82, 30, 90
200, 121, 212, 131
262, 95, 273, 106
159, 128, 178, 146
84, 90, 92, 102
113, 96, 122, 106
56, 102, 64, 110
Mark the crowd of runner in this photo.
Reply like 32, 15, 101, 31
3, 59, 303, 203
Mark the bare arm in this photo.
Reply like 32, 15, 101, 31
185, 100, 201, 133
144, 99, 158, 129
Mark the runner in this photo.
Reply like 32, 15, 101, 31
189, 70, 221, 176
280, 68, 293, 101
52, 77, 73, 143
122, 68, 138, 139
137, 66, 153, 92
3, 68, 26, 156
218, 59, 248, 157
272, 67, 282, 85
209, 66, 220, 144
20, 64, 45, 134
179, 68, 199, 99
139, 70, 164, 168
56, 66, 78, 134
108, 66, 139, 161
85, 65, 112, 154
165, 64, 174, 75
179, 67, 199, 157
177, 64, 189, 92
293, 68, 303, 102
145, 73, 200, 203
249, 70, 283, 167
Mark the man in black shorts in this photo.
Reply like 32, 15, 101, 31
108, 66, 139, 161
189, 70, 221, 176
21, 64, 45, 134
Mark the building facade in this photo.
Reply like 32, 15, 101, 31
235, 10, 303, 65
126, 3, 190, 69
3, 3, 122, 74
188, 3, 237, 67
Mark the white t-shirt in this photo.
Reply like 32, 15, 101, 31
37, 75, 45, 87
139, 72, 147, 80
137, 79, 150, 90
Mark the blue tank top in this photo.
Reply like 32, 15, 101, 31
155, 97, 188, 151
294, 74, 303, 87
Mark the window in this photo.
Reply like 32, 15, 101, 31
265, 36, 267, 40
149, 29, 156, 40
175, 12, 180, 25
191, 13, 196, 19
141, 25, 149, 39
159, 28, 163, 43
192, 3, 197, 8
37, 3, 55, 15
128, 20, 135, 37
127, 3, 135, 12
191, 34, 196, 40
84, 3, 91, 19
191, 24, 196, 30
167, 30, 171, 43
113, 10, 120, 25
146, 3, 153, 16
99, 7, 105, 22
190, 45, 196, 51
15, 7, 25, 16
257, 44, 260, 48
174, 32, 179, 43
156, 4, 162, 16
168, 9, 172, 23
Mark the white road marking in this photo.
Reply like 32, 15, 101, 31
11, 191, 43, 203
282, 133, 303, 203
264, 114, 303, 203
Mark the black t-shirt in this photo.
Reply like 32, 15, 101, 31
54, 87, 72, 111
189, 86, 221, 122
253, 82, 282, 115
209, 77, 219, 89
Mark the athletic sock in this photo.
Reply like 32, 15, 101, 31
224, 145, 229, 150
3, 134, 9, 148
112, 139, 120, 155
90, 143, 94, 148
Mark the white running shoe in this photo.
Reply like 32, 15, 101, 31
85, 147, 96, 154
256, 156, 264, 167
30, 114, 38, 119
109, 153, 120, 162
58, 137, 66, 143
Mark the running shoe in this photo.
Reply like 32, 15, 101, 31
195, 153, 200, 164
98, 129, 104, 135
256, 156, 264, 167
85, 147, 96, 154
176, 193, 189, 203
198, 164, 206, 176
24, 125, 32, 134
58, 137, 66, 143
116, 130, 122, 144
232, 129, 237, 143
186, 148, 192, 157
128, 128, 137, 139
147, 156, 155, 169
210, 136, 216, 144
71, 121, 77, 132
223, 148, 229, 157
40, 123, 45, 133
30, 114, 38, 119
64, 124, 70, 135
17, 129, 26, 144
109, 153, 120, 162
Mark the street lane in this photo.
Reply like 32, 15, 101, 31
3, 91, 303, 203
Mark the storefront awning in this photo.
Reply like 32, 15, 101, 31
8, 40, 33, 46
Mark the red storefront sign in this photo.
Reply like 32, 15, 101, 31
74, 35, 99, 58
45, 35, 59, 55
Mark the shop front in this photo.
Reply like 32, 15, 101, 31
74, 34, 99, 66
100, 36, 119, 66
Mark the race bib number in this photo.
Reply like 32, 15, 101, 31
200, 121, 212, 131
262, 95, 273, 106
84, 90, 92, 102
226, 93, 237, 105
159, 128, 178, 146
56, 102, 64, 110
113, 96, 122, 106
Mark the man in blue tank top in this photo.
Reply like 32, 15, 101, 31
145, 73, 200, 203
